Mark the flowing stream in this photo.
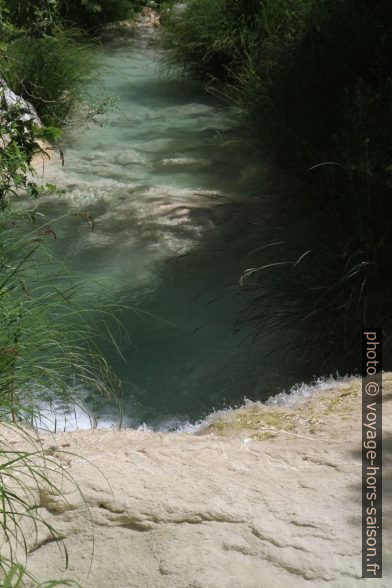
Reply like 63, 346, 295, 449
36, 27, 309, 430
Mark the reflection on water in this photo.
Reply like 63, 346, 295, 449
35, 28, 309, 429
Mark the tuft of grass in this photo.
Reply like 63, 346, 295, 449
0, 424, 86, 586
2, 563, 79, 587
1, 29, 97, 127
0, 208, 123, 425
162, 0, 252, 80
0, 208, 123, 582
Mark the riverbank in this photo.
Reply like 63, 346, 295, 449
162, 0, 392, 370
6, 374, 390, 587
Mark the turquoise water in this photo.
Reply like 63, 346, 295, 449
37, 28, 308, 429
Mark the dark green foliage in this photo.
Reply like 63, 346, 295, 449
162, 0, 308, 81
59, 0, 142, 31
1, 29, 96, 126
2, 0, 60, 36
2, 0, 142, 33
0, 2, 124, 582
164, 0, 392, 368
162, 0, 249, 79
0, 0, 142, 125
255, 0, 392, 157
0, 209, 119, 423
0, 95, 43, 205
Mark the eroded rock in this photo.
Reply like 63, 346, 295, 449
2, 376, 391, 587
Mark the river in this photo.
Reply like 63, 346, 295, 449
35, 26, 309, 430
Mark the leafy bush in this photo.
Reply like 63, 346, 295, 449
0, 91, 43, 205
2, 0, 142, 33
2, 0, 61, 36
59, 0, 142, 30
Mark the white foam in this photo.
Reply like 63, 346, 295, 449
193, 374, 359, 433
34, 375, 358, 434
264, 374, 357, 408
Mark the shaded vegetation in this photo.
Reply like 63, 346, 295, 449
0, 4, 98, 128
0, 209, 120, 424
4, 0, 143, 33
0, 0, 145, 127
1, 30, 97, 127
163, 0, 392, 369
59, 0, 143, 32
0, 1, 130, 584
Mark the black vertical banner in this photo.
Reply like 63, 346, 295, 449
362, 329, 382, 578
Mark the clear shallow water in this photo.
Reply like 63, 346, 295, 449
35, 28, 311, 430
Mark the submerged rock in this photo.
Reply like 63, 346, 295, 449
103, 8, 161, 37
138, 7, 161, 28
2, 375, 391, 587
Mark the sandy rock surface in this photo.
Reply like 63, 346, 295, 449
31, 140, 61, 173
3, 376, 391, 587
103, 8, 161, 36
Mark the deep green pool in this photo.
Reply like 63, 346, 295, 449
37, 27, 309, 429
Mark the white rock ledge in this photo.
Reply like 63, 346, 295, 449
2, 375, 391, 587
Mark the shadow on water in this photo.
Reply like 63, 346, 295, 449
33, 28, 319, 428
85, 194, 314, 428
